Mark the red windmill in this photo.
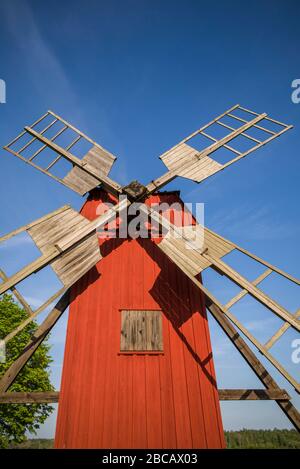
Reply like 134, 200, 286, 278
0, 105, 299, 448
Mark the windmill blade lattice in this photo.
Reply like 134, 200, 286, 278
148, 104, 292, 191
3, 110, 121, 195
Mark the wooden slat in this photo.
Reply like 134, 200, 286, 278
159, 104, 240, 162
57, 197, 130, 252
158, 225, 234, 276
204, 226, 300, 286
18, 118, 58, 153
120, 310, 163, 352
206, 299, 300, 431
227, 113, 276, 134
0, 388, 290, 403
63, 145, 116, 195
225, 268, 273, 309
0, 392, 60, 404
265, 308, 300, 350
0, 205, 70, 244
0, 268, 33, 316
204, 253, 300, 332
3, 146, 86, 194
0, 247, 60, 296
159, 113, 266, 183
214, 121, 261, 144
25, 126, 122, 195
48, 110, 116, 156
200, 130, 242, 154
28, 125, 68, 162
0, 290, 70, 393
218, 389, 290, 401
221, 126, 292, 171
3, 287, 66, 344
5, 112, 49, 148
28, 208, 102, 287
120, 310, 130, 351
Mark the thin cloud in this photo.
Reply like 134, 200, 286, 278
0, 1, 78, 109
208, 205, 300, 241
0, 233, 33, 249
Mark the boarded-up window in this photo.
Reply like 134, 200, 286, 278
120, 310, 163, 352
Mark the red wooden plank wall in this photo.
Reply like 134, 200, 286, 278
54, 189, 225, 448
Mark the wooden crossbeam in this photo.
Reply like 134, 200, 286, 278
0, 205, 70, 244
218, 389, 290, 401
204, 226, 300, 285
3, 287, 67, 344
0, 246, 61, 296
225, 268, 272, 309
24, 126, 122, 195
0, 389, 290, 404
206, 299, 300, 432
0, 290, 70, 393
204, 253, 300, 332
0, 392, 60, 403
0, 268, 33, 316
265, 308, 300, 350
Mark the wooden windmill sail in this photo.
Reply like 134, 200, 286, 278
0, 104, 299, 447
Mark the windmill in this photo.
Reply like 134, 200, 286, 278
0, 104, 299, 448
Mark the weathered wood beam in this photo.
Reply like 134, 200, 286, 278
225, 268, 272, 309
0, 392, 59, 403
3, 287, 66, 344
0, 246, 60, 296
204, 252, 300, 332
204, 225, 300, 286
0, 290, 70, 393
0, 268, 33, 316
0, 205, 70, 244
205, 299, 300, 432
24, 126, 122, 195
218, 389, 290, 401
0, 389, 290, 404
265, 308, 300, 350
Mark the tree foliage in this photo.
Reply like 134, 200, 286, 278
225, 429, 300, 449
0, 294, 54, 448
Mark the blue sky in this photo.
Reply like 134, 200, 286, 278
0, 0, 299, 438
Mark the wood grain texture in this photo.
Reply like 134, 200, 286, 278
153, 105, 292, 190
28, 207, 101, 286
120, 310, 163, 352
0, 389, 290, 404
159, 225, 234, 276
63, 145, 116, 195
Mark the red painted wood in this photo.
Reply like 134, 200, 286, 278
54, 189, 225, 448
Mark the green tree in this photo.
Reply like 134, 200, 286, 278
0, 294, 54, 448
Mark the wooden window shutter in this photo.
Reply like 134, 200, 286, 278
120, 310, 163, 352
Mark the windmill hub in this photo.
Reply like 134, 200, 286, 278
122, 179, 148, 200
